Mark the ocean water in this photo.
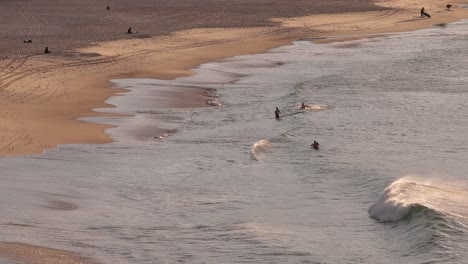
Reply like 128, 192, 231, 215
1, 20, 468, 264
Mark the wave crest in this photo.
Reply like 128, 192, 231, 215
298, 104, 332, 111
251, 139, 272, 160
369, 176, 468, 222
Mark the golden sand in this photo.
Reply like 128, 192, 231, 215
0, 0, 467, 156
0, 242, 99, 264
1, 0, 468, 262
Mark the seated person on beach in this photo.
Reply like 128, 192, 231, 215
420, 7, 431, 18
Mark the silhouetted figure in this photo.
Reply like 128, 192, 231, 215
446, 4, 452, 11
311, 140, 319, 150
23, 40, 32, 43
106, 5, 110, 10
127, 27, 133, 34
299, 103, 307, 110
44, 47, 51, 54
275, 107, 281, 119
421, 7, 431, 18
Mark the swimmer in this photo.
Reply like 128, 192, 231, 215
311, 140, 319, 150
299, 103, 307, 110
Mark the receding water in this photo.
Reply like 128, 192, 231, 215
1, 21, 468, 264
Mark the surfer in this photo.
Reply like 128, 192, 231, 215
275, 107, 281, 119
311, 140, 319, 150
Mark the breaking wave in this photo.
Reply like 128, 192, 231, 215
251, 139, 272, 160
369, 175, 468, 222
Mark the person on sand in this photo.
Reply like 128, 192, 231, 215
420, 7, 431, 18
44, 47, 51, 54
275, 107, 281, 119
311, 140, 319, 150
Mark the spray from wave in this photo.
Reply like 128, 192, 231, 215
369, 175, 468, 222
296, 104, 332, 111
251, 139, 272, 160
250, 132, 298, 160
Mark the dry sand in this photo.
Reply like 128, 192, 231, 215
0, 0, 467, 156
1, 0, 468, 262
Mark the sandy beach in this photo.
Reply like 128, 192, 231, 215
0, 0, 467, 157
1, 0, 468, 262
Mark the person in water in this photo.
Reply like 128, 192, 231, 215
311, 140, 319, 150
275, 107, 281, 119
299, 103, 307, 110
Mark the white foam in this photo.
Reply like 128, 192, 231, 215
251, 139, 272, 160
369, 176, 468, 222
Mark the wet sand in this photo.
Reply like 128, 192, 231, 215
0, 242, 99, 264
1, 0, 467, 156
0, 0, 335, 156
1, 0, 468, 262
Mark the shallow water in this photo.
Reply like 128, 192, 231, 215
1, 21, 468, 264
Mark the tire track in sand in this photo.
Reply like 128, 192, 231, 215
0, 25, 294, 104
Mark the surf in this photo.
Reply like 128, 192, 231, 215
369, 175, 468, 222
251, 139, 272, 160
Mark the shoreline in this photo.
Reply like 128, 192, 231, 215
0, 242, 100, 264
1, 1, 468, 263
0, 1, 467, 156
